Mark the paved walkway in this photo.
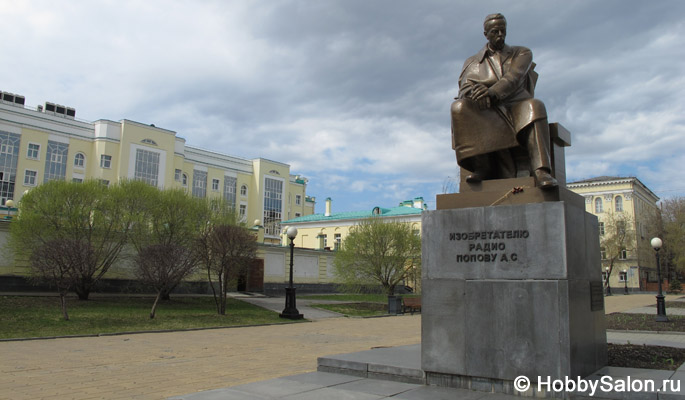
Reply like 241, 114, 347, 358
236, 296, 345, 320
603, 293, 660, 313
0, 293, 680, 400
1, 314, 421, 400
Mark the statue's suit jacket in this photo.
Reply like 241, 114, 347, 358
451, 44, 547, 172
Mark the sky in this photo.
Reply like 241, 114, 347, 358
1, 0, 684, 214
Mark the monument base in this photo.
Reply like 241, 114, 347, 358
421, 198, 607, 397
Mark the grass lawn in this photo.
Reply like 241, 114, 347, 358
301, 293, 419, 303
0, 295, 297, 340
304, 293, 421, 317
665, 301, 685, 308
310, 302, 387, 317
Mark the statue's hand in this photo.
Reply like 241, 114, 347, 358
470, 84, 492, 109
470, 83, 489, 101
477, 96, 491, 110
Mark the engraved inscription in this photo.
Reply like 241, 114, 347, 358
449, 230, 529, 263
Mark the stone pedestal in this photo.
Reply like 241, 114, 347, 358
421, 199, 607, 394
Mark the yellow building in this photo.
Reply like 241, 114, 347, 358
568, 176, 660, 292
0, 91, 314, 244
280, 197, 425, 250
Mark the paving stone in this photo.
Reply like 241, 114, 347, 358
331, 378, 419, 397
281, 371, 363, 386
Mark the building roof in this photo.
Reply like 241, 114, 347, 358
283, 205, 423, 224
568, 176, 632, 184
567, 176, 659, 202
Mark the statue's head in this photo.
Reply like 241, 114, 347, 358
483, 13, 506, 51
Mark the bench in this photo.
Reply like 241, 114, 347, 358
402, 297, 421, 315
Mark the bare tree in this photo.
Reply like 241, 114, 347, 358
129, 188, 208, 313
10, 180, 148, 300
600, 211, 635, 289
661, 197, 685, 276
29, 239, 95, 320
441, 170, 461, 194
197, 224, 257, 315
135, 243, 198, 319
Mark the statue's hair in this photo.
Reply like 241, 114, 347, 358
484, 13, 506, 29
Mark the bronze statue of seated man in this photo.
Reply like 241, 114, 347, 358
451, 13, 558, 189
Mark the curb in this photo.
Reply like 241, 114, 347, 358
0, 319, 310, 343
607, 329, 685, 336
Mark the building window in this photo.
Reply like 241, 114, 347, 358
141, 138, 157, 146
295, 212, 301, 217
323, 234, 328, 249
615, 196, 623, 212
24, 170, 37, 186
0, 131, 20, 206
99, 179, 110, 187
263, 177, 283, 236
223, 176, 237, 209
100, 154, 112, 169
134, 148, 160, 186
239, 204, 246, 219
602, 271, 609, 281
619, 248, 627, 260
175, 169, 182, 182
594, 197, 603, 213
27, 143, 40, 160
334, 233, 341, 250
295, 195, 302, 205
44, 141, 68, 182
192, 170, 207, 198
1, 142, 16, 155
600, 247, 606, 260
182, 173, 188, 186
619, 271, 627, 283
616, 220, 626, 235
240, 184, 247, 197
74, 153, 85, 168
72, 177, 83, 183
212, 178, 219, 191
598, 222, 605, 236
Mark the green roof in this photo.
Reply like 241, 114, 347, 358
283, 205, 423, 224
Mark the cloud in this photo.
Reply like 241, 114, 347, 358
2, 0, 684, 212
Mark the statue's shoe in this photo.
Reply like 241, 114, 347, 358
535, 169, 558, 190
465, 173, 484, 183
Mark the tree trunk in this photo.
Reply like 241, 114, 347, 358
59, 293, 69, 321
220, 272, 227, 315
207, 267, 220, 313
150, 292, 162, 319
74, 287, 90, 300
386, 284, 395, 297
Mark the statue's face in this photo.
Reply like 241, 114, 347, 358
484, 22, 506, 50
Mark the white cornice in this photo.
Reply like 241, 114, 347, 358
0, 103, 94, 140
567, 178, 633, 188
184, 146, 254, 174
285, 214, 422, 229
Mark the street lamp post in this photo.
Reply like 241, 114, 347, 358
651, 237, 668, 322
280, 226, 303, 320
623, 269, 629, 295
4, 199, 14, 219
605, 267, 612, 296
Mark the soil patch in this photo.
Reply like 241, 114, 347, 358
608, 344, 685, 370
665, 301, 685, 308
606, 313, 685, 332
